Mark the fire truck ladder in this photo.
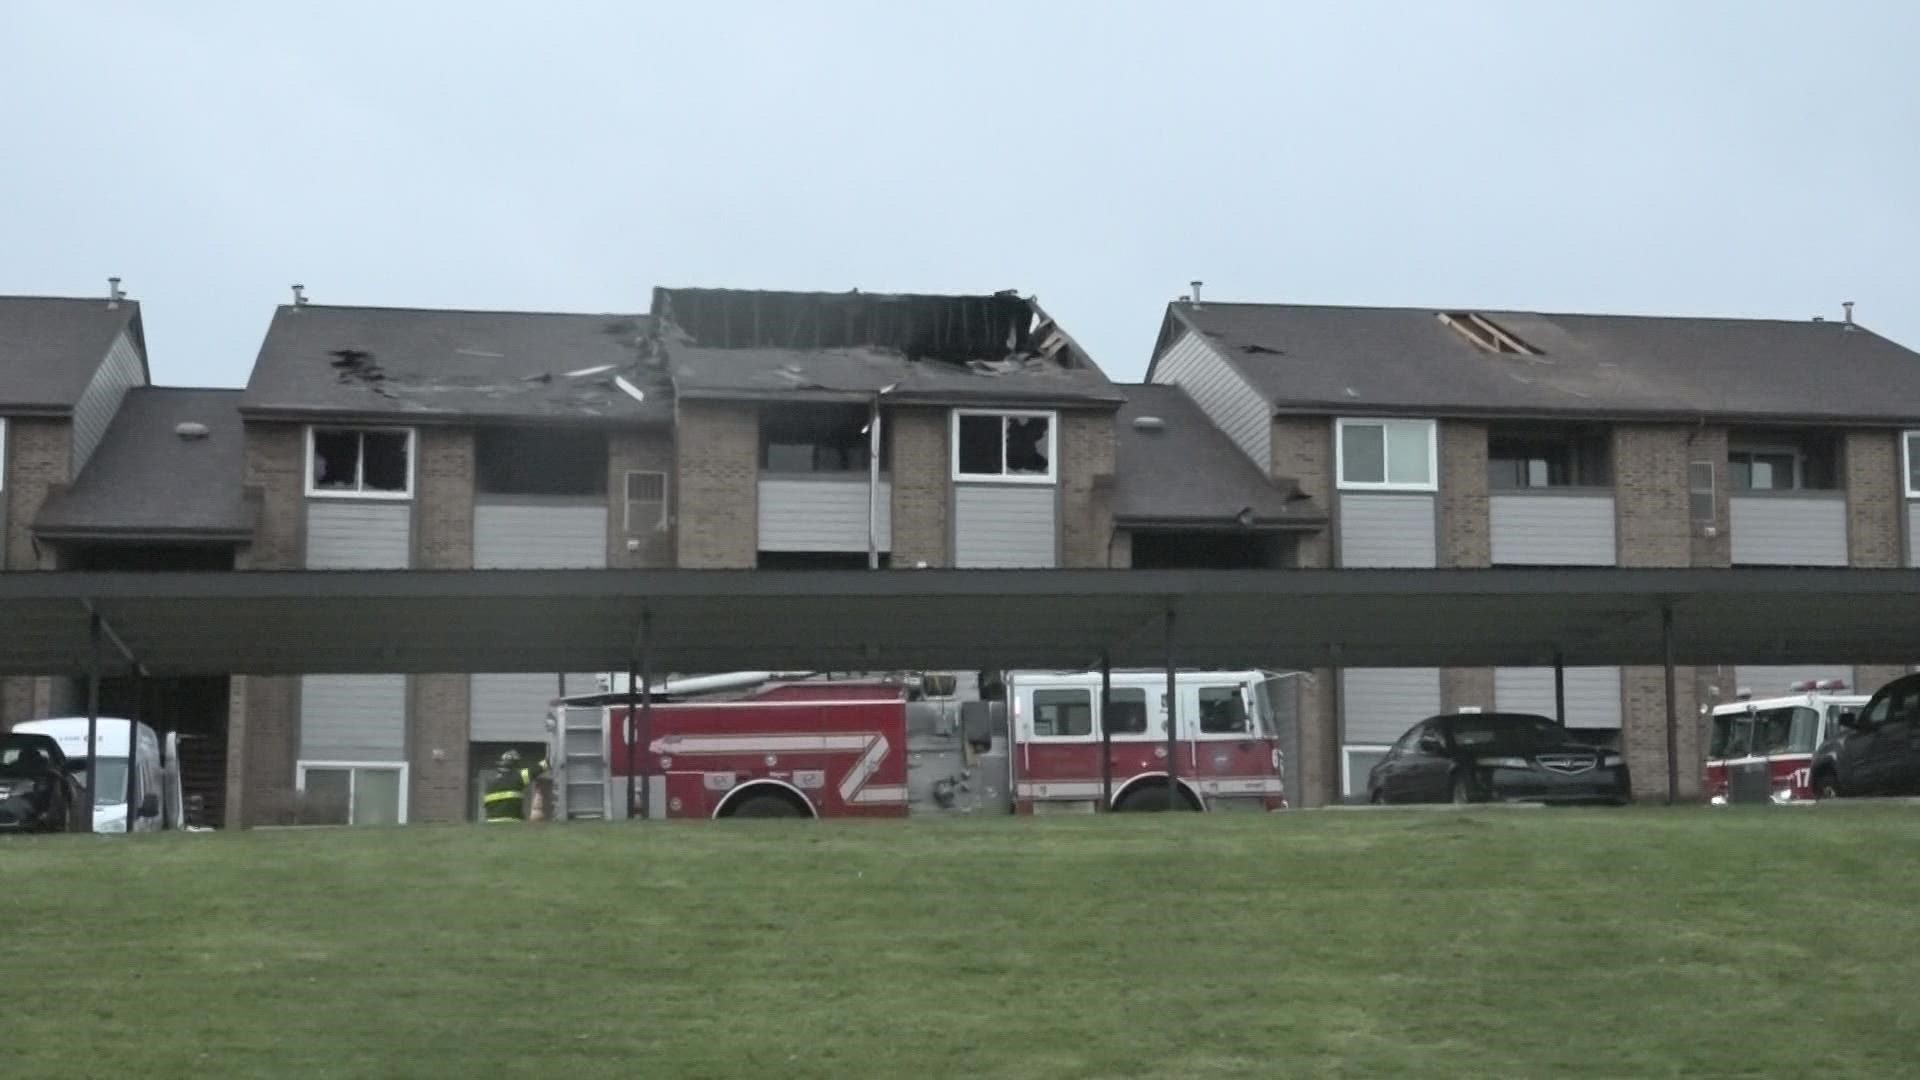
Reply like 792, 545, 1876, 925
551, 703, 613, 821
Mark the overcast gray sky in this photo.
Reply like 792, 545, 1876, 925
3, 1, 1915, 386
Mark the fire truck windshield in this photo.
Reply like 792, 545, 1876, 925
1711, 706, 1821, 759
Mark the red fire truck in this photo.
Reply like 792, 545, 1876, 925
1705, 680, 1866, 804
547, 669, 1288, 820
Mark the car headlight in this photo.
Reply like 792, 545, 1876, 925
1478, 757, 1530, 769
1602, 754, 1624, 767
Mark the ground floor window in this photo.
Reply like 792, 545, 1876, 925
1342, 745, 1391, 802
297, 762, 407, 826
755, 551, 890, 570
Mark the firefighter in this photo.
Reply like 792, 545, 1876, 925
481, 749, 547, 823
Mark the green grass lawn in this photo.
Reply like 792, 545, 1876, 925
10, 807, 1919, 1079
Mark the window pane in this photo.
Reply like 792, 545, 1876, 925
1032, 689, 1092, 737
1385, 423, 1431, 485
1345, 748, 1388, 797
1729, 458, 1752, 491
1909, 435, 1920, 493
1198, 687, 1250, 734
312, 430, 360, 490
352, 768, 402, 826
302, 769, 352, 825
1106, 688, 1148, 735
1341, 424, 1385, 484
361, 431, 410, 492
1526, 459, 1550, 487
957, 414, 1003, 475
1005, 416, 1050, 476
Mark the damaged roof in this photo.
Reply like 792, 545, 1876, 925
0, 295, 146, 412
1160, 301, 1920, 424
241, 305, 671, 424
654, 287, 1123, 408
35, 388, 255, 542
1114, 384, 1322, 529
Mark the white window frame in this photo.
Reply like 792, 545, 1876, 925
296, 761, 410, 825
1335, 418, 1438, 492
951, 409, 1058, 484
305, 426, 417, 500
1903, 431, 1920, 499
1728, 445, 1805, 493
624, 470, 669, 532
1341, 744, 1393, 798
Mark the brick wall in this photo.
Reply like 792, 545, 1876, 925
228, 422, 305, 825
1271, 416, 1331, 568
1293, 668, 1335, 807
608, 427, 676, 568
889, 408, 949, 568
675, 401, 757, 568
1438, 421, 1492, 716
410, 428, 473, 823
1107, 528, 1133, 569
1847, 430, 1902, 568
1623, 665, 1702, 800
1058, 410, 1117, 568
2, 419, 71, 728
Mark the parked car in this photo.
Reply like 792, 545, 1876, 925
1810, 672, 1920, 799
1367, 712, 1632, 806
0, 733, 85, 833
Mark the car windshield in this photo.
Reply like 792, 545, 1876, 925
0, 741, 60, 776
67, 758, 130, 807
1450, 715, 1565, 750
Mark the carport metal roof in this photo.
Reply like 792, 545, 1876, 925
3, 567, 1918, 677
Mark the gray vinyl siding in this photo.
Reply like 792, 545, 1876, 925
471, 673, 596, 742
1341, 668, 1441, 744
1494, 667, 1624, 729
1730, 495, 1847, 566
1149, 329, 1270, 468
299, 674, 407, 761
71, 330, 145, 474
1489, 493, 1617, 566
306, 501, 411, 569
1337, 494, 1437, 568
474, 497, 608, 568
1732, 665, 1852, 697
757, 476, 893, 553
954, 484, 1056, 568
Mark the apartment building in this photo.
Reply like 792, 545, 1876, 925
220, 286, 1130, 826
1147, 299, 1920, 806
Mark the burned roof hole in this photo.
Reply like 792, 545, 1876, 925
1238, 343, 1283, 356
328, 348, 386, 383
1440, 313, 1540, 356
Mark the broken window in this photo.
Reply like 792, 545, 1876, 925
761, 405, 884, 473
1728, 432, 1839, 492
953, 410, 1055, 481
476, 427, 607, 496
1487, 429, 1611, 489
308, 427, 412, 497
625, 471, 668, 533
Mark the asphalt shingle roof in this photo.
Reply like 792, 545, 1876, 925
1114, 384, 1320, 527
0, 296, 143, 411
35, 387, 255, 541
1167, 301, 1920, 423
241, 305, 671, 424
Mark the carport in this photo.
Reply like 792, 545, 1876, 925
6, 567, 1919, 824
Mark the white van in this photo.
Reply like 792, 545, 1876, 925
10, 717, 184, 833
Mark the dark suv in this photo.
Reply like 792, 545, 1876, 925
1811, 672, 1920, 799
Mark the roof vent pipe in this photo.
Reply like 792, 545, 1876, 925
291, 284, 307, 308
1132, 416, 1166, 432
107, 277, 123, 309
174, 421, 210, 440
1189, 280, 1203, 307
1842, 300, 1855, 329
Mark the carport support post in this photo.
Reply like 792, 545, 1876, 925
640, 610, 655, 819
82, 612, 101, 835
1099, 651, 1113, 812
1662, 603, 1679, 805
1553, 652, 1567, 727
625, 651, 639, 821
1164, 608, 1178, 805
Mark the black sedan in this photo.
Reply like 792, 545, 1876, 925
0, 733, 82, 834
1367, 712, 1631, 806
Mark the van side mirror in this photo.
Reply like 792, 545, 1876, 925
139, 792, 161, 818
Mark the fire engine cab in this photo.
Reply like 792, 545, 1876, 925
1706, 679, 1867, 804
547, 669, 1288, 820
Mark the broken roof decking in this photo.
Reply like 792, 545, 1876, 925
35, 387, 255, 542
7, 567, 1920, 677
240, 305, 671, 425
654, 287, 1123, 408
1160, 301, 1920, 424
0, 296, 146, 413
1114, 384, 1321, 528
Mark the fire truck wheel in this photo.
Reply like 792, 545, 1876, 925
725, 791, 807, 818
1115, 783, 1199, 812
